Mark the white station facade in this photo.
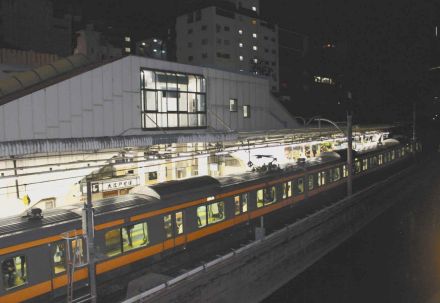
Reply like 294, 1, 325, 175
0, 54, 387, 218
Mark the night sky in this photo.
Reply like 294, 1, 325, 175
56, 0, 438, 124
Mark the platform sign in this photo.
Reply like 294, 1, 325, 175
82, 177, 139, 194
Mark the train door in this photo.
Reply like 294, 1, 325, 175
163, 211, 186, 251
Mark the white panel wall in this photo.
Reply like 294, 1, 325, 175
0, 55, 298, 142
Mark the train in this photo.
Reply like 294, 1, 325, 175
0, 140, 418, 302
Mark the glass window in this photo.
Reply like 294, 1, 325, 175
297, 178, 304, 193
263, 186, 276, 205
71, 239, 85, 266
283, 181, 292, 198
230, 99, 238, 112
53, 241, 66, 274
242, 193, 248, 213
333, 167, 341, 181
355, 160, 362, 173
175, 211, 184, 235
318, 172, 326, 186
122, 222, 149, 252
164, 215, 173, 239
362, 159, 368, 171
343, 165, 348, 178
234, 196, 240, 215
257, 189, 264, 208
308, 175, 314, 190
2, 256, 27, 289
141, 69, 206, 129
243, 105, 250, 118
104, 229, 121, 257
208, 201, 225, 224
197, 205, 207, 228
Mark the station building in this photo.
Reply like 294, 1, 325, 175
0, 54, 306, 216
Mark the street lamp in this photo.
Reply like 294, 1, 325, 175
312, 113, 353, 197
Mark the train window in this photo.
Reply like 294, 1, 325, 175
175, 212, 184, 235
297, 178, 304, 193
242, 193, 248, 213
318, 172, 326, 186
197, 205, 207, 228
52, 241, 66, 274
343, 165, 348, 178
122, 222, 149, 252
257, 189, 264, 208
332, 167, 340, 182
104, 229, 122, 257
378, 154, 383, 165
72, 239, 86, 266
308, 175, 314, 190
208, 201, 225, 224
355, 160, 361, 173
234, 196, 241, 215
362, 159, 368, 171
282, 181, 292, 199
164, 215, 173, 239
263, 186, 276, 205
2, 255, 27, 290
391, 150, 395, 160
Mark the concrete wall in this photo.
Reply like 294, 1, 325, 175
0, 56, 298, 142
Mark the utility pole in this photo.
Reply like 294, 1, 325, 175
83, 180, 97, 303
346, 112, 353, 196
346, 91, 353, 197
412, 102, 416, 142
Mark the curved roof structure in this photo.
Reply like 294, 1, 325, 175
0, 54, 91, 99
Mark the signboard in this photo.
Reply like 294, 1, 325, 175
82, 177, 139, 194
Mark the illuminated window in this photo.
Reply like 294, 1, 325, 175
163, 214, 173, 238
52, 241, 66, 274
104, 229, 121, 257
122, 222, 149, 252
343, 165, 348, 177
238, 29, 243, 35
308, 175, 314, 190
175, 211, 184, 234
283, 181, 292, 198
242, 193, 248, 212
229, 98, 238, 112
125, 36, 131, 42
253, 58, 258, 63
243, 105, 250, 118
297, 178, 304, 193
251, 20, 257, 25
207, 201, 225, 224
197, 205, 207, 227
125, 47, 131, 53
234, 196, 240, 215
252, 33, 257, 38
239, 42, 243, 48
141, 70, 207, 129
239, 55, 244, 61
253, 45, 258, 51
2, 256, 27, 289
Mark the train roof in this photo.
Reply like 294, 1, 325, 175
0, 142, 403, 243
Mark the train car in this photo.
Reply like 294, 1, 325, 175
0, 141, 417, 302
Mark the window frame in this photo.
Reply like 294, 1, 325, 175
243, 105, 250, 118
2, 255, 28, 290
229, 98, 238, 112
140, 68, 207, 130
